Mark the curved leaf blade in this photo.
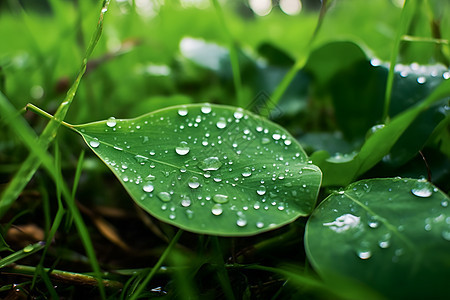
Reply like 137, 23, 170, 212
305, 178, 450, 299
73, 104, 322, 236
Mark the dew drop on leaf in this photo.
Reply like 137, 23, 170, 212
257, 185, 266, 196
181, 197, 191, 207
143, 184, 154, 193
146, 174, 156, 181
23, 244, 34, 252
411, 180, 433, 198
188, 176, 200, 189
201, 104, 211, 114
185, 209, 194, 219
234, 109, 244, 119
213, 194, 229, 204
261, 137, 270, 144
417, 76, 426, 84
178, 107, 188, 116
157, 192, 171, 202
237, 218, 247, 227
357, 250, 372, 260
198, 157, 222, 171
175, 141, 190, 155
242, 167, 252, 177
106, 117, 117, 127
216, 117, 227, 129
135, 154, 148, 164
211, 204, 223, 216
89, 140, 100, 148
272, 133, 281, 140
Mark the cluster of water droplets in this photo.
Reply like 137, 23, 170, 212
370, 59, 450, 85
321, 179, 449, 262
83, 104, 319, 232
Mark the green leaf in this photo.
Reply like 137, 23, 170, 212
305, 178, 450, 299
312, 78, 450, 186
72, 104, 322, 236
305, 41, 367, 88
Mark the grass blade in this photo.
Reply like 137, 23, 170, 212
128, 230, 183, 300
0, 242, 46, 269
382, 0, 415, 121
211, 0, 243, 107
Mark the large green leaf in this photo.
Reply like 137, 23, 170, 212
305, 178, 450, 299
72, 104, 322, 236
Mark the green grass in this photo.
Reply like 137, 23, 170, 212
0, 0, 449, 299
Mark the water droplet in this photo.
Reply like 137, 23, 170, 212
237, 218, 247, 227
106, 117, 117, 127
178, 107, 188, 116
256, 222, 264, 228
143, 184, 154, 193
213, 194, 229, 204
256, 185, 266, 196
201, 104, 212, 114
89, 140, 100, 148
411, 180, 433, 197
181, 197, 191, 207
378, 233, 391, 248
185, 209, 194, 219
442, 230, 450, 241
198, 157, 222, 171
272, 133, 281, 140
157, 192, 171, 202
242, 167, 252, 177
357, 250, 372, 260
368, 216, 380, 228
23, 244, 34, 252
211, 204, 223, 216
234, 109, 244, 119
216, 118, 227, 129
284, 139, 292, 146
417, 76, 426, 84
261, 137, 270, 144
175, 141, 190, 155
135, 155, 149, 164
188, 176, 200, 189
323, 214, 360, 233
441, 200, 448, 207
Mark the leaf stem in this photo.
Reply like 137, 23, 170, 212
24, 103, 74, 130
1, 264, 123, 290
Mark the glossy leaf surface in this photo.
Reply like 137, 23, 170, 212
73, 104, 322, 236
305, 178, 450, 299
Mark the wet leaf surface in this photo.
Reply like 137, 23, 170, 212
305, 178, 450, 299
73, 104, 322, 236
